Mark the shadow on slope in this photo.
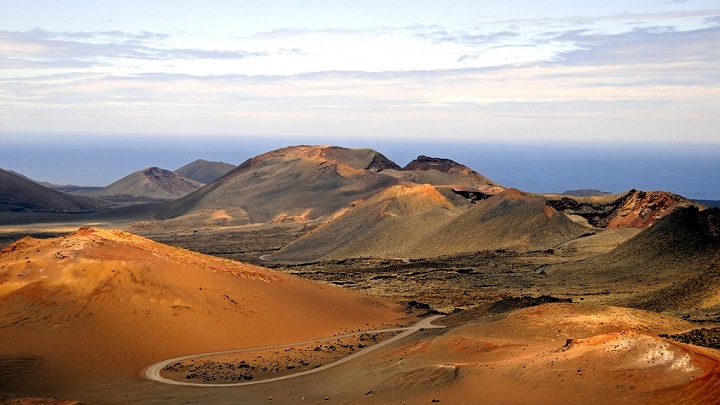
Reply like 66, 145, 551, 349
270, 188, 587, 262
548, 206, 720, 287
0, 169, 108, 213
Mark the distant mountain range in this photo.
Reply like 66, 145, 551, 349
2, 145, 717, 264
2, 159, 237, 204
153, 146, 501, 228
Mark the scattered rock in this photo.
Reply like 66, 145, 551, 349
660, 327, 720, 349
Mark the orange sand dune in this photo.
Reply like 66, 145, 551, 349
0, 228, 404, 393
357, 303, 720, 404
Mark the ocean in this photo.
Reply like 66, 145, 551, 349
2, 134, 719, 201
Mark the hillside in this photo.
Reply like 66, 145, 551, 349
270, 188, 587, 262
268, 184, 470, 261
93, 167, 203, 201
0, 169, 108, 213
630, 254, 720, 320
156, 146, 406, 226
623, 207, 720, 317
148, 146, 505, 230
420, 189, 587, 255
174, 159, 236, 184
547, 206, 720, 293
0, 228, 403, 392
370, 303, 720, 404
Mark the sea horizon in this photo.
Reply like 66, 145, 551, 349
2, 133, 720, 201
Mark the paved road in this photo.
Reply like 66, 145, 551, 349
144, 315, 446, 387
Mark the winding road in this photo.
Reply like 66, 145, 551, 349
144, 314, 446, 387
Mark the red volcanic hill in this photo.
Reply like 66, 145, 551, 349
547, 189, 698, 229
371, 303, 720, 404
0, 168, 108, 213
0, 228, 403, 391
174, 159, 236, 184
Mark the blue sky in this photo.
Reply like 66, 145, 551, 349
1, 1, 719, 143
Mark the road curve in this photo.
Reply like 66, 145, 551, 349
144, 315, 446, 387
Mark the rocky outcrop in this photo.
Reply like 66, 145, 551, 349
380, 155, 501, 194
547, 189, 699, 228
403, 156, 471, 173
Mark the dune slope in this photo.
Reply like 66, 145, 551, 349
357, 303, 720, 404
0, 228, 402, 392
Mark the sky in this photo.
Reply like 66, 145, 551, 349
1, 0, 719, 144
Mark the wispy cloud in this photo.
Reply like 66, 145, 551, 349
552, 26, 720, 68
0, 29, 268, 70
253, 27, 371, 39
276, 48, 308, 55
1, 7, 718, 142
416, 28, 520, 45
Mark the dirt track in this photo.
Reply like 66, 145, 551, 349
144, 315, 446, 387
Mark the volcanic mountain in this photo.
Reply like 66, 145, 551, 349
89, 167, 203, 202
174, 159, 236, 184
0, 228, 403, 392
0, 169, 107, 213
157, 146, 406, 226
152, 145, 503, 228
269, 188, 587, 262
